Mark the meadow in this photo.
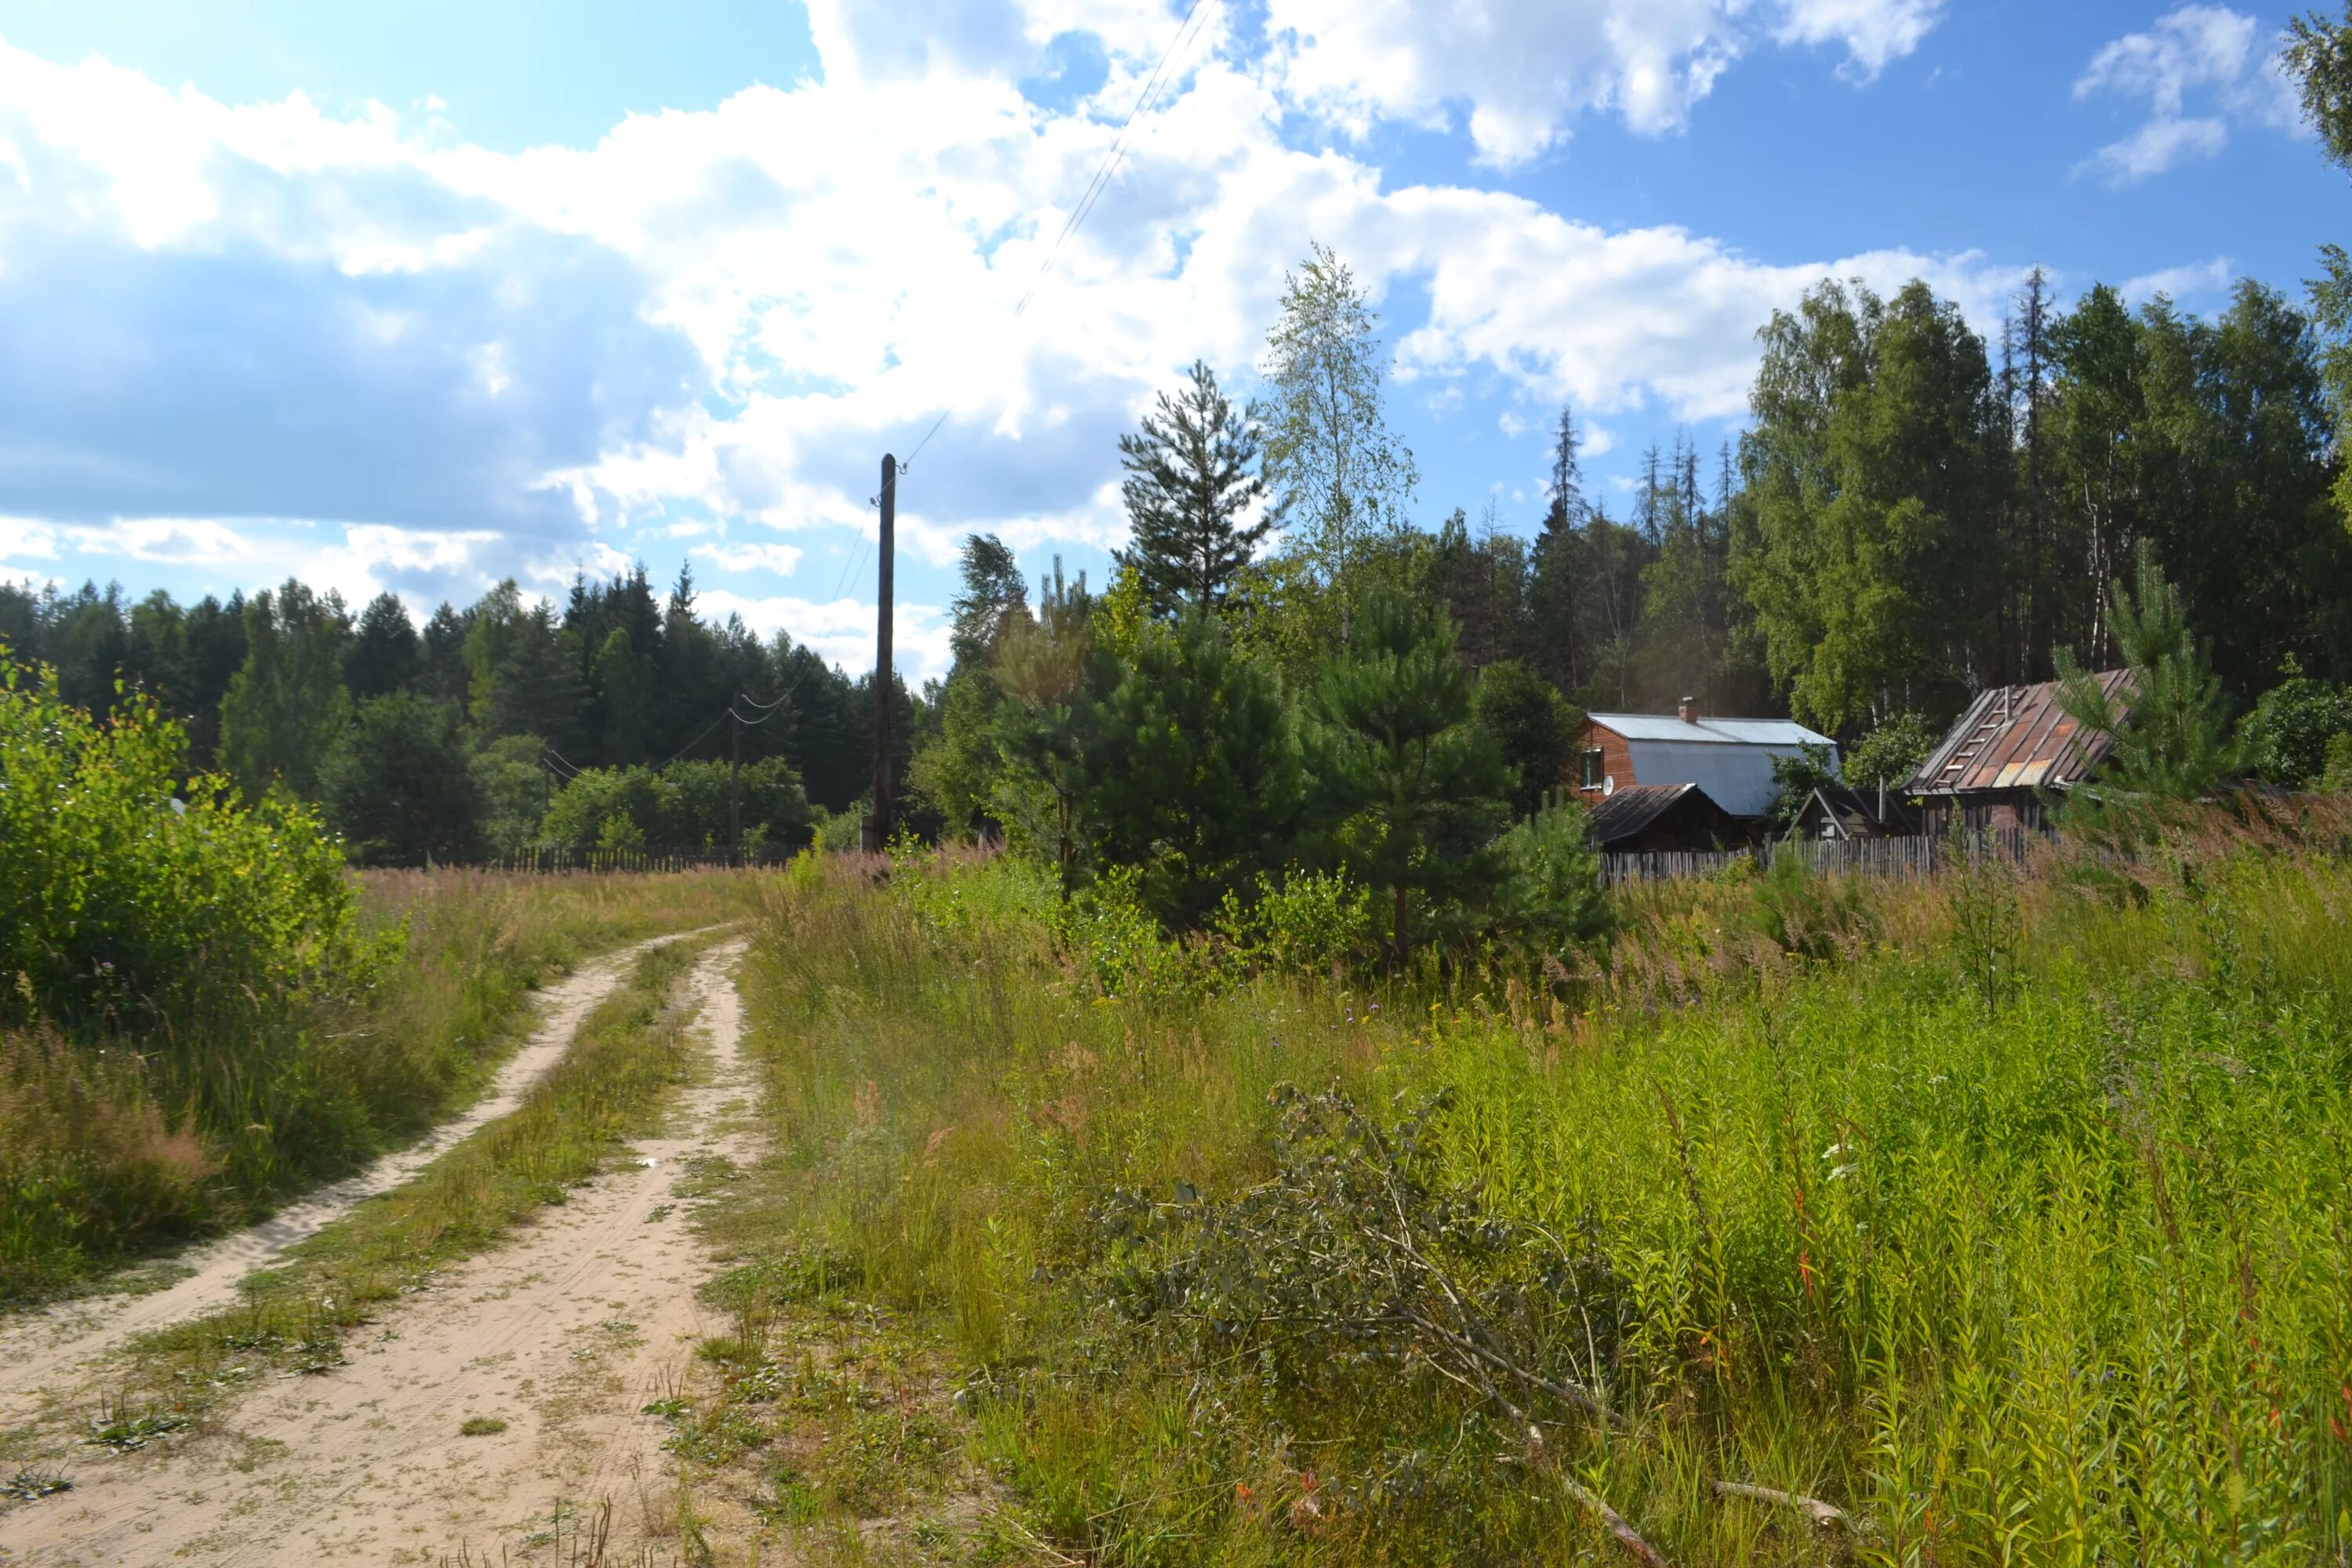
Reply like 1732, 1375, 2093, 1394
688, 806, 2352, 1564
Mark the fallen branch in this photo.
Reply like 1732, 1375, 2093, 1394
1711, 1479, 1848, 1527
1561, 1473, 1670, 1568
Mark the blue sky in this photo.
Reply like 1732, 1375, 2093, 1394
0, 0, 2340, 681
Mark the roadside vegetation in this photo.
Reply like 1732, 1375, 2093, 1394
0, 660, 764, 1302
672, 806, 2352, 1563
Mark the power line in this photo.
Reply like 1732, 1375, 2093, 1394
898, 0, 1215, 474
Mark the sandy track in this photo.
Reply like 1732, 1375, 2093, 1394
2, 938, 756, 1566
0, 930, 712, 1423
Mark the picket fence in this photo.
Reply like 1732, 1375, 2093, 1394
483, 845, 802, 875
1601, 827, 2038, 887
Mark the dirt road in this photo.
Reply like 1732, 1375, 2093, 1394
2, 938, 757, 1566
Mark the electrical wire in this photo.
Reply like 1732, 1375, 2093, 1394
898, 0, 1214, 475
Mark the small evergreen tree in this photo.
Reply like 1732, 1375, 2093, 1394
1085, 612, 1302, 927
1469, 659, 1575, 819
2056, 540, 2238, 799
1305, 588, 1510, 964
1116, 361, 1274, 615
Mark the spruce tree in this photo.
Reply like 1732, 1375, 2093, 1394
1115, 361, 1273, 616
345, 591, 420, 701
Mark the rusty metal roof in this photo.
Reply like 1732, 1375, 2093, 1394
1905, 670, 2133, 797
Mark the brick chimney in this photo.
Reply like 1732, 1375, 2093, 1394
1677, 695, 1697, 724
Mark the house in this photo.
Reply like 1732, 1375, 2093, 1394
1584, 782, 1742, 851
1573, 699, 1838, 822
1904, 669, 2132, 833
1784, 784, 1923, 841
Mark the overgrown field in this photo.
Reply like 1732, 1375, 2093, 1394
704, 817, 2352, 1563
0, 867, 762, 1302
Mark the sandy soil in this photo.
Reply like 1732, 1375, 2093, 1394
1, 938, 757, 1566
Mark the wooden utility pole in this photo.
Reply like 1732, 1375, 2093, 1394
865, 452, 896, 851
728, 702, 742, 862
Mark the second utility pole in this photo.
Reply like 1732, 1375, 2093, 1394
866, 452, 895, 853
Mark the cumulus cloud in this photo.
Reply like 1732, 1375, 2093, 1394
2122, 255, 2234, 303
2074, 5, 2299, 185
1265, 0, 1943, 166
693, 539, 806, 577
0, 2, 1980, 678
698, 587, 951, 678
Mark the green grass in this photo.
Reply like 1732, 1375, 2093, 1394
0, 868, 765, 1303
459, 1415, 510, 1436
695, 824, 2352, 1564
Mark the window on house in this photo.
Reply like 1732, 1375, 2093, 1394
1580, 748, 1605, 789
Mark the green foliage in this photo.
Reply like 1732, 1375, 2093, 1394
343, 591, 420, 702
1736, 280, 2005, 731
2239, 657, 2352, 785
218, 579, 354, 800
1470, 659, 1575, 818
0, 656, 365, 1037
1843, 710, 1935, 789
470, 732, 550, 855
1084, 612, 1303, 927
321, 691, 487, 866
1210, 866, 1374, 975
1115, 360, 1275, 615
1258, 242, 1417, 591
2056, 539, 2238, 800
992, 562, 1097, 898
1490, 793, 1610, 955
949, 533, 1029, 671
539, 757, 813, 851
1759, 740, 1840, 835
1305, 588, 1511, 962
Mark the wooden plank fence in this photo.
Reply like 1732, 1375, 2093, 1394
1602, 827, 2038, 887
483, 845, 802, 875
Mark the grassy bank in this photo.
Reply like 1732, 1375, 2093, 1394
0, 869, 764, 1304
688, 822, 2352, 1563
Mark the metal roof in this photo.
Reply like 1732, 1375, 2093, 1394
1588, 713, 1835, 747
1584, 782, 1705, 845
1905, 670, 2133, 797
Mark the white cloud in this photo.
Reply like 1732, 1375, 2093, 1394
0, 514, 59, 561
699, 588, 953, 681
693, 540, 806, 577
1265, 0, 1942, 167
2074, 5, 2299, 185
0, 5, 1986, 613
1777, 0, 1945, 78
64, 516, 260, 564
2122, 255, 2234, 303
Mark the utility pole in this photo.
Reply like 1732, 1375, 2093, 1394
728, 702, 742, 863
865, 452, 896, 852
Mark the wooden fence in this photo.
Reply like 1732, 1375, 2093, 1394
1602, 827, 2038, 887
483, 845, 801, 875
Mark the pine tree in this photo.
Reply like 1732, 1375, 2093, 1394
1305, 588, 1509, 964
2056, 540, 2237, 799
1115, 361, 1274, 616
345, 591, 420, 701
949, 534, 1029, 671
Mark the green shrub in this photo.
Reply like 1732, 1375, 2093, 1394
0, 658, 368, 1037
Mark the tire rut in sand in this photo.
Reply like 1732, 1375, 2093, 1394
2, 938, 754, 1566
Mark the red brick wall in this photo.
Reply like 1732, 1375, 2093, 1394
1570, 720, 1637, 798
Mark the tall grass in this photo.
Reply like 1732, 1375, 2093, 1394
0, 869, 764, 1303
717, 818, 2352, 1563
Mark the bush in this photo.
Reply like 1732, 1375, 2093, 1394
539, 757, 814, 852
2239, 659, 2352, 786
1211, 866, 1375, 976
0, 659, 365, 1037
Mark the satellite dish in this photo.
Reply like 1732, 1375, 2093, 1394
1602, 775, 1615, 797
